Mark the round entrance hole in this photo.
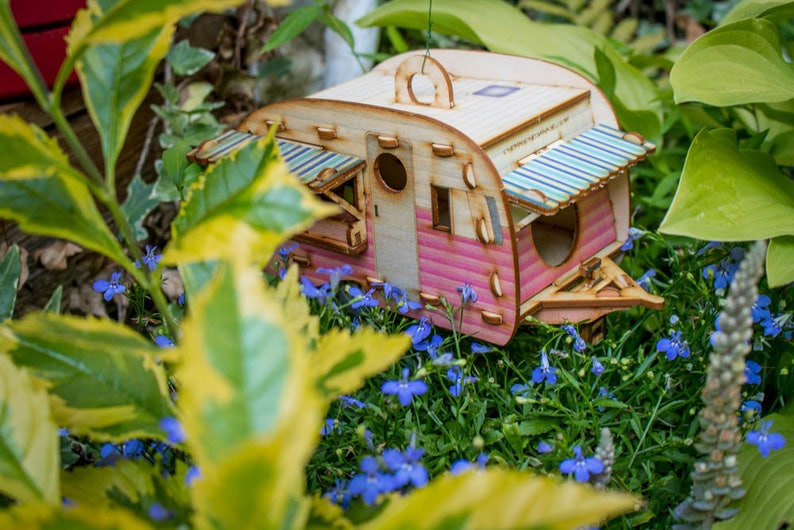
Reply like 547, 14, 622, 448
532, 204, 578, 266
374, 153, 407, 191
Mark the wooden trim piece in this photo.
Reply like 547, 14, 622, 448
394, 54, 454, 109
481, 310, 503, 325
316, 126, 337, 140
431, 143, 455, 157
476, 217, 491, 244
292, 254, 311, 268
264, 119, 286, 132
420, 292, 441, 306
489, 271, 503, 298
377, 135, 399, 149
462, 162, 477, 189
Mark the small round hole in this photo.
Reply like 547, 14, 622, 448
374, 153, 407, 192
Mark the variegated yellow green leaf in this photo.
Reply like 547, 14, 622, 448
76, 24, 174, 174
0, 314, 173, 441
0, 1, 47, 101
164, 135, 336, 266
0, 244, 21, 321
0, 503, 156, 530
61, 459, 152, 508
0, 115, 129, 267
313, 328, 410, 403
359, 468, 640, 530
0, 354, 59, 505
67, 0, 250, 55
274, 265, 318, 346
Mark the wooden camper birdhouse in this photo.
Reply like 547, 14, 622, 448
189, 49, 664, 345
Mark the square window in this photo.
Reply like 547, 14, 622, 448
432, 185, 451, 232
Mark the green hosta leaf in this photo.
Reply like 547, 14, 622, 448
313, 328, 410, 403
121, 174, 160, 241
767, 236, 794, 287
166, 39, 215, 76
0, 244, 20, 321
358, 468, 639, 530
670, 19, 794, 105
77, 24, 174, 173
0, 314, 173, 441
66, 0, 250, 54
0, 2, 46, 100
164, 135, 336, 266
660, 128, 794, 241
0, 115, 129, 267
721, 0, 794, 24
357, 0, 662, 138
0, 354, 59, 505
177, 260, 321, 529
262, 4, 323, 53
0, 503, 156, 530
713, 409, 794, 530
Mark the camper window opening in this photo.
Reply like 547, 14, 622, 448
374, 153, 407, 192
532, 204, 578, 267
432, 185, 451, 232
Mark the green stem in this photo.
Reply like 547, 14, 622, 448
628, 390, 665, 469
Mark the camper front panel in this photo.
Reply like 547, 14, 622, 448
516, 188, 617, 302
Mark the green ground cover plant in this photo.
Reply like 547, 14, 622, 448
0, 0, 792, 528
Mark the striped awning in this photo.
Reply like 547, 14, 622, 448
502, 125, 655, 214
188, 130, 364, 192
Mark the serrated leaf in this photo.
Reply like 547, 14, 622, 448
121, 174, 160, 241
163, 135, 336, 266
0, 314, 173, 441
312, 328, 410, 403
357, 468, 639, 530
67, 0, 248, 54
660, 128, 794, 241
0, 2, 46, 99
177, 260, 321, 529
767, 235, 794, 287
0, 354, 59, 505
721, 0, 794, 24
166, 39, 215, 76
357, 0, 662, 138
77, 21, 173, 173
0, 244, 20, 321
713, 408, 794, 530
0, 503, 156, 530
0, 116, 129, 267
670, 19, 794, 105
262, 4, 323, 53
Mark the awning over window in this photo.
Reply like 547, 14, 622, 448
188, 130, 364, 192
502, 125, 655, 214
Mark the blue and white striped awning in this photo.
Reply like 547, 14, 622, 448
502, 125, 655, 214
189, 130, 364, 192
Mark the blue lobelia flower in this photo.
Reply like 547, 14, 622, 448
382, 367, 427, 406
510, 382, 532, 399
591, 357, 605, 376
93, 272, 126, 301
321, 418, 341, 435
559, 445, 604, 482
185, 466, 201, 487
702, 247, 744, 290
324, 478, 352, 509
532, 350, 557, 385
456, 282, 478, 305
450, 452, 488, 475
405, 316, 432, 346
746, 419, 786, 458
348, 286, 379, 309
537, 441, 554, 454
278, 242, 298, 261
147, 503, 173, 521
135, 244, 162, 272
317, 264, 353, 290
470, 341, 492, 354
383, 444, 429, 489
348, 456, 395, 505
745, 360, 762, 385
395, 290, 422, 314
562, 324, 586, 352
656, 330, 690, 361
415, 334, 443, 356
339, 395, 367, 409
751, 294, 772, 323
447, 366, 477, 397
636, 269, 656, 290
154, 335, 174, 348
740, 400, 762, 416
620, 227, 645, 251
299, 276, 330, 303
159, 417, 186, 444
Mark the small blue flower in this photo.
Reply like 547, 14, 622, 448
348, 286, 379, 309
348, 456, 395, 505
636, 269, 656, 290
278, 242, 298, 261
741, 400, 762, 415
154, 335, 174, 348
317, 264, 353, 290
339, 395, 367, 409
537, 441, 554, 454
299, 276, 330, 303
471, 342, 492, 354
178, 292, 185, 306
159, 417, 186, 444
122, 439, 145, 458
656, 330, 690, 361
382, 367, 428, 406
93, 272, 126, 301
702, 248, 744, 290
751, 295, 772, 323
136, 245, 162, 272
415, 334, 443, 357
457, 282, 478, 305
406, 316, 432, 346
760, 313, 792, 338
324, 478, 352, 509
746, 419, 786, 458
559, 445, 604, 482
510, 382, 532, 399
395, 290, 422, 314
620, 227, 645, 251
58, 428, 70, 437
382, 444, 428, 489
100, 443, 117, 459
562, 324, 586, 352
450, 453, 488, 475
447, 366, 477, 397
591, 357, 604, 376
321, 418, 341, 435
532, 350, 557, 385
745, 360, 762, 386
185, 466, 201, 487
147, 503, 173, 521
